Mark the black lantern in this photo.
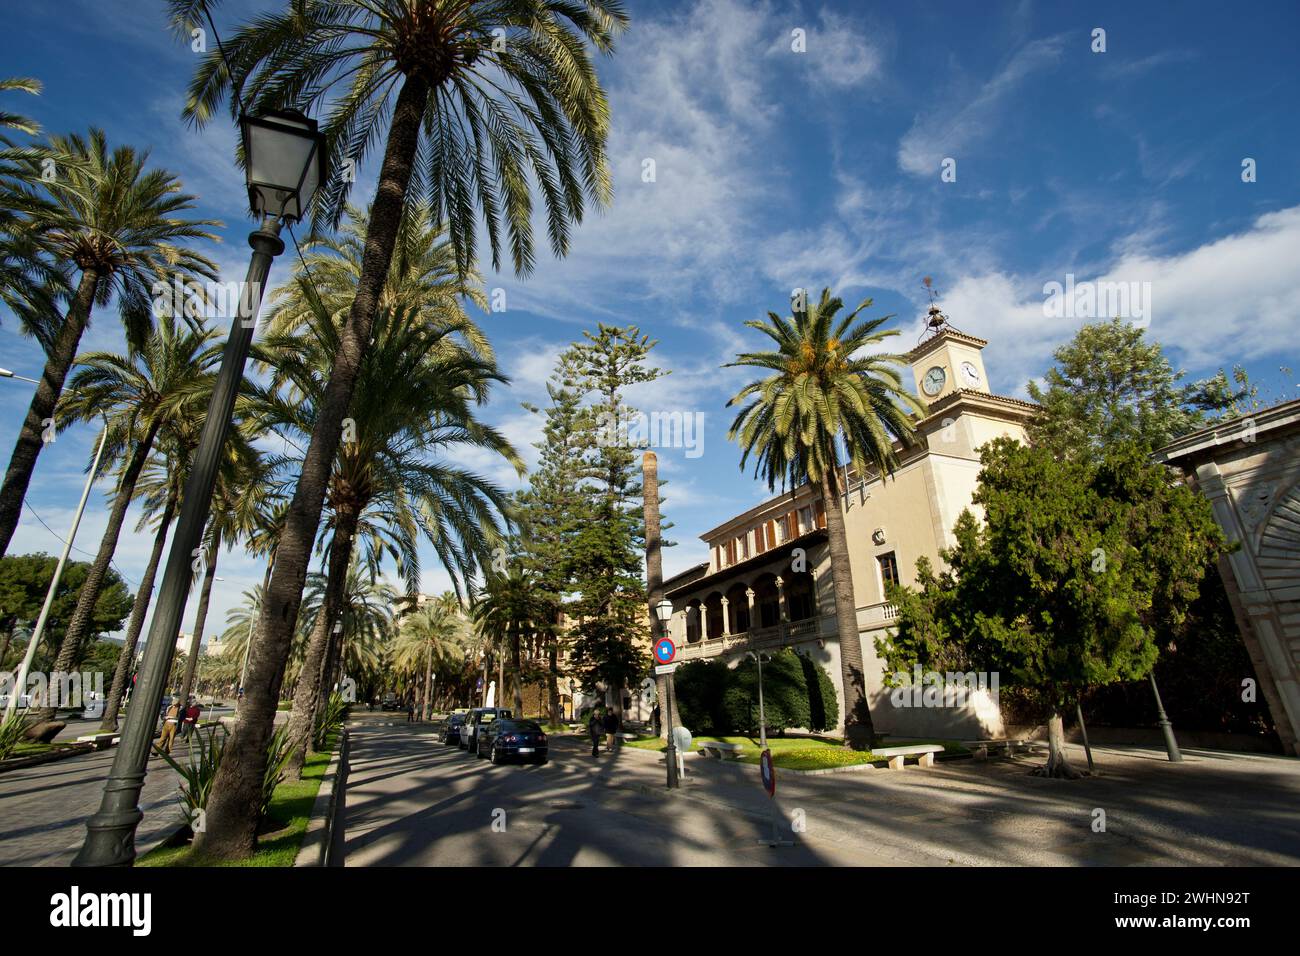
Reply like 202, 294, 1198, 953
240, 108, 326, 223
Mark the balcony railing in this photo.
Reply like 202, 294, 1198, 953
676, 615, 831, 661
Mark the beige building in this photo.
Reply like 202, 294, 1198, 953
661, 319, 1036, 739
1156, 398, 1300, 756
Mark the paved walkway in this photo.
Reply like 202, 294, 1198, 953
0, 745, 185, 866
344, 716, 1300, 866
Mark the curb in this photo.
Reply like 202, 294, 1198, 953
294, 729, 350, 868
0, 742, 94, 773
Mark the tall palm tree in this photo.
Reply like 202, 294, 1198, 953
175, 432, 272, 708
171, 0, 625, 858
391, 592, 465, 718
254, 289, 520, 775
724, 288, 927, 750
297, 562, 395, 692
32, 311, 223, 721
472, 562, 543, 715
0, 129, 219, 558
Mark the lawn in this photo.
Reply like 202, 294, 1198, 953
623, 733, 882, 769
138, 733, 337, 868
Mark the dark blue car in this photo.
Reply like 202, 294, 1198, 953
442, 709, 470, 745
476, 718, 549, 765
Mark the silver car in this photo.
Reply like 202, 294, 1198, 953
458, 707, 512, 751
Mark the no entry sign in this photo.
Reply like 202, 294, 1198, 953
654, 637, 676, 664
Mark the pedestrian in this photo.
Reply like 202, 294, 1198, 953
603, 706, 619, 753
587, 707, 602, 757
183, 700, 201, 738
158, 699, 181, 753
406, 697, 415, 722
651, 703, 661, 738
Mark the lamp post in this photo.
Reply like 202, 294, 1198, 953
3, 417, 108, 719
0, 368, 41, 385
654, 599, 679, 790
75, 109, 325, 867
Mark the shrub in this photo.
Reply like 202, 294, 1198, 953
312, 692, 350, 750
0, 711, 30, 760
672, 649, 838, 735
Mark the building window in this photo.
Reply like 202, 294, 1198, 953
739, 533, 749, 560
878, 551, 899, 590
725, 540, 737, 566
798, 506, 812, 533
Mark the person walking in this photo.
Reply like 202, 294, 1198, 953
158, 698, 181, 753
406, 697, 415, 723
603, 707, 619, 753
183, 700, 201, 739
587, 707, 602, 758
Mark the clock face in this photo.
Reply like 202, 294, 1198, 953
960, 361, 981, 387
922, 365, 947, 396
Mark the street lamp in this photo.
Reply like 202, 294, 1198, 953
75, 109, 325, 867
654, 598, 679, 790
0, 367, 41, 385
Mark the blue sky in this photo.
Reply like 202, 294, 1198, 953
2, 0, 1298, 644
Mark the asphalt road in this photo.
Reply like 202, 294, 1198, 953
343, 714, 1300, 867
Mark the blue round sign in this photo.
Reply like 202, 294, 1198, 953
654, 637, 676, 664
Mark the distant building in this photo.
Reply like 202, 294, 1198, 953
661, 319, 1035, 739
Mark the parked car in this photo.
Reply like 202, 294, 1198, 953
476, 718, 548, 765
458, 707, 512, 751
442, 708, 471, 744
380, 693, 400, 711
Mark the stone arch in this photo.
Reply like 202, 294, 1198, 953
785, 570, 816, 622
685, 600, 703, 644
704, 591, 725, 639
726, 582, 751, 634
752, 573, 780, 629
1258, 481, 1300, 592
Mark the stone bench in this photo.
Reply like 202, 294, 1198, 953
872, 744, 943, 769
75, 733, 120, 751
699, 741, 745, 760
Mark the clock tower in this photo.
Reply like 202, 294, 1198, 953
906, 303, 990, 402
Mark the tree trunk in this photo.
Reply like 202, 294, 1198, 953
0, 270, 99, 559
34, 418, 160, 722
510, 626, 524, 715
547, 640, 561, 726
178, 528, 221, 708
100, 490, 177, 731
1036, 710, 1082, 779
423, 642, 434, 720
818, 464, 875, 750
641, 450, 666, 737
286, 515, 355, 778
196, 74, 430, 860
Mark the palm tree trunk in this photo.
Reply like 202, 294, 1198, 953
547, 640, 561, 726
34, 418, 159, 722
100, 489, 177, 731
511, 626, 524, 714
178, 528, 221, 708
818, 464, 876, 750
423, 642, 434, 720
0, 269, 99, 558
286, 515, 356, 778
197, 74, 431, 860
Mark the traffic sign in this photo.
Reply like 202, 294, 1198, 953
760, 748, 776, 796
654, 663, 678, 675
654, 637, 676, 664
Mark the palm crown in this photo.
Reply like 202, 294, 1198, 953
726, 288, 927, 492
170, 0, 627, 275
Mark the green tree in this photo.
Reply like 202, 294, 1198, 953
391, 593, 467, 718
473, 561, 545, 715
0, 554, 132, 672
564, 326, 663, 710
1026, 317, 1239, 459
171, 0, 626, 859
0, 129, 218, 559
33, 310, 223, 721
879, 438, 1225, 777
725, 288, 925, 749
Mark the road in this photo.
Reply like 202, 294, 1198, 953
344, 714, 1300, 867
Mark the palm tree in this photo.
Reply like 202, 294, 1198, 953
0, 129, 219, 558
253, 288, 520, 775
724, 288, 927, 750
171, 0, 625, 858
297, 563, 395, 692
473, 561, 543, 715
391, 592, 466, 718
31, 310, 224, 722
0, 77, 66, 339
